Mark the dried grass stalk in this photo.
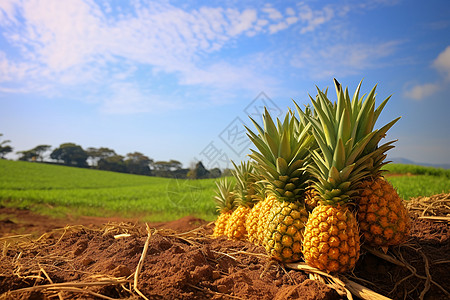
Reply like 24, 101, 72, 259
285, 262, 392, 300
407, 193, 450, 221
133, 223, 152, 300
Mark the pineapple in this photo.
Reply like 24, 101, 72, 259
330, 79, 411, 247
246, 108, 314, 262
299, 82, 374, 273
245, 198, 264, 244
255, 192, 277, 245
358, 177, 410, 247
245, 175, 266, 244
224, 161, 258, 240
213, 178, 237, 237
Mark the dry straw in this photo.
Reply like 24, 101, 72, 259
407, 192, 450, 222
1, 206, 448, 300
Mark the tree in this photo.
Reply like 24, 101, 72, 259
0, 134, 13, 159
125, 152, 153, 175
87, 147, 117, 167
33, 145, 51, 161
50, 143, 88, 167
17, 149, 36, 161
187, 161, 209, 179
209, 167, 222, 178
153, 160, 182, 172
17, 145, 51, 162
167, 160, 182, 171
98, 155, 127, 173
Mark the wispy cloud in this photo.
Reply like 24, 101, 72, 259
403, 83, 441, 101
0, 0, 401, 113
404, 45, 450, 101
0, 1, 291, 95
433, 45, 450, 80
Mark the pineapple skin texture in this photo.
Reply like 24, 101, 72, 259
303, 205, 360, 273
246, 200, 264, 245
213, 211, 232, 237
263, 201, 308, 262
225, 206, 251, 240
357, 177, 410, 246
256, 195, 277, 245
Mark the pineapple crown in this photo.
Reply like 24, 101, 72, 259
333, 79, 400, 177
213, 177, 237, 213
245, 107, 314, 203
298, 79, 400, 206
230, 160, 258, 207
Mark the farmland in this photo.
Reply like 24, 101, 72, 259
1, 159, 449, 300
1, 159, 449, 222
0, 159, 217, 222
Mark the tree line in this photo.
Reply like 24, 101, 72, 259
0, 134, 223, 179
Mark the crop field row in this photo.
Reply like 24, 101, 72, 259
1, 160, 449, 221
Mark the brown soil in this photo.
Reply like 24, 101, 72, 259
0, 195, 449, 300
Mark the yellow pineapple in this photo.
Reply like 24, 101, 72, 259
303, 205, 360, 273
299, 81, 371, 273
332, 79, 411, 247
255, 192, 277, 245
358, 177, 410, 246
245, 199, 264, 244
212, 178, 236, 237
245, 176, 266, 244
224, 161, 258, 240
246, 108, 314, 262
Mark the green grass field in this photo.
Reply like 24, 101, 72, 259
1, 160, 449, 222
0, 160, 218, 221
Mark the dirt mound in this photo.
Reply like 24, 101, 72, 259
0, 222, 340, 300
0, 195, 449, 300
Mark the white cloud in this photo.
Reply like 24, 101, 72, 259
298, 4, 334, 34
433, 45, 450, 80
403, 83, 441, 101
262, 6, 283, 20
227, 8, 258, 36
404, 46, 450, 101
0, 1, 277, 92
0, 0, 397, 113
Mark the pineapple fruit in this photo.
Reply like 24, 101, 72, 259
254, 192, 277, 245
303, 205, 360, 273
246, 108, 314, 262
224, 161, 258, 240
212, 178, 237, 237
333, 79, 411, 247
245, 198, 264, 244
245, 176, 266, 244
299, 83, 373, 273
358, 177, 410, 246
211, 78, 410, 273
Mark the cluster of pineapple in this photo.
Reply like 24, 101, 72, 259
212, 79, 410, 274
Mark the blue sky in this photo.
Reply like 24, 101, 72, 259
1, 0, 449, 169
